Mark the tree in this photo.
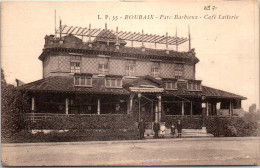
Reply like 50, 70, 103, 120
1, 68, 30, 139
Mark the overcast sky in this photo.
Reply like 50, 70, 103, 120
2, 1, 259, 111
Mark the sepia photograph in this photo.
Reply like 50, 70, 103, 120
1, 0, 259, 166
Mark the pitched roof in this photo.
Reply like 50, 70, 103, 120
18, 76, 129, 95
123, 75, 162, 87
164, 82, 246, 100
18, 76, 246, 100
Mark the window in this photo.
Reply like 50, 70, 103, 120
70, 56, 81, 73
187, 82, 201, 91
105, 77, 122, 88
164, 81, 177, 90
175, 64, 184, 79
71, 62, 80, 73
75, 77, 80, 85
151, 62, 160, 77
125, 59, 136, 76
98, 57, 109, 74
74, 76, 92, 86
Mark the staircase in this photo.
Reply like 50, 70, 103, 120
144, 127, 213, 138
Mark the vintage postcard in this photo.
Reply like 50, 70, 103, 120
1, 0, 259, 166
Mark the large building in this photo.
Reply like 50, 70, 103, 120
19, 22, 246, 126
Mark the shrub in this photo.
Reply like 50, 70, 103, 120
1, 69, 30, 140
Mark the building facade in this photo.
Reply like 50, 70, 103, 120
19, 23, 246, 126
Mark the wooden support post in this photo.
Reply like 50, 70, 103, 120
127, 100, 130, 114
138, 98, 141, 121
190, 102, 193, 115
31, 97, 35, 111
188, 25, 191, 50
155, 103, 158, 122
181, 101, 184, 116
65, 98, 69, 115
141, 29, 144, 48
166, 32, 169, 54
206, 102, 209, 116
59, 19, 62, 39
31, 97, 35, 122
229, 101, 233, 116
97, 98, 100, 115
157, 95, 162, 122
129, 93, 134, 114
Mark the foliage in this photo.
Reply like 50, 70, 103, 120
2, 129, 138, 143
1, 68, 30, 140
164, 115, 203, 129
164, 114, 259, 137
27, 114, 137, 130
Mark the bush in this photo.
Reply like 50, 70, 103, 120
1, 69, 30, 140
205, 116, 259, 137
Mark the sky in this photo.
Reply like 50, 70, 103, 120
1, 1, 259, 111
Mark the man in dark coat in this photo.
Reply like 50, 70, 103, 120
138, 119, 146, 139
176, 120, 182, 138
153, 121, 160, 138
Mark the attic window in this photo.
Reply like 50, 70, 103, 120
105, 77, 122, 88
74, 75, 92, 87
187, 82, 201, 91
164, 81, 177, 90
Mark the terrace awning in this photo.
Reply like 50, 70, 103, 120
129, 87, 164, 93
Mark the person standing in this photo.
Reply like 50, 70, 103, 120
153, 121, 160, 138
138, 118, 146, 139
160, 122, 166, 138
176, 120, 182, 138
171, 122, 176, 138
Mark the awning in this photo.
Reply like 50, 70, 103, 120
129, 87, 164, 93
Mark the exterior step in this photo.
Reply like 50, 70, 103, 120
144, 128, 213, 138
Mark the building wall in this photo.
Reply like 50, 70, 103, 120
81, 56, 98, 73
109, 58, 125, 75
43, 55, 51, 78
184, 64, 195, 80
42, 54, 195, 79
135, 60, 152, 76
161, 62, 175, 78
58, 55, 70, 72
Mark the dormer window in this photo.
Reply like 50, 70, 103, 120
151, 61, 160, 77
105, 76, 122, 88
164, 81, 177, 90
74, 74, 92, 87
163, 79, 178, 90
175, 63, 184, 79
187, 81, 201, 91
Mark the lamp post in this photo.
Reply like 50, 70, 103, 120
138, 93, 142, 122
